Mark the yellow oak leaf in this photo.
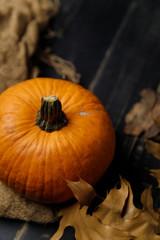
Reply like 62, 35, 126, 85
145, 135, 160, 160
65, 178, 97, 208
150, 169, 160, 187
50, 177, 160, 240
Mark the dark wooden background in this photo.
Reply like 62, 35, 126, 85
1, 0, 160, 239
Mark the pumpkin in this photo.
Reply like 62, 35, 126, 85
0, 78, 115, 204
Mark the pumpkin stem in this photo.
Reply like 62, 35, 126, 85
35, 95, 67, 132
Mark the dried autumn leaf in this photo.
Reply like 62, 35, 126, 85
124, 88, 160, 138
145, 135, 160, 160
150, 169, 160, 187
149, 169, 160, 216
152, 98, 160, 128
65, 178, 97, 208
50, 177, 160, 240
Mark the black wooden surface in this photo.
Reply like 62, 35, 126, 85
1, 0, 160, 239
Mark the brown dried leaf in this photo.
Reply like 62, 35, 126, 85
149, 169, 160, 218
40, 51, 81, 84
145, 137, 160, 160
152, 97, 160, 127
150, 169, 160, 187
93, 177, 140, 225
124, 88, 160, 138
50, 178, 160, 240
65, 178, 97, 208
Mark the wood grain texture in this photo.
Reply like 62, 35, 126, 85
0, 218, 23, 240
91, 0, 160, 211
40, 0, 131, 88
13, 222, 59, 240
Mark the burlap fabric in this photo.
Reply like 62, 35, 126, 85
0, 0, 80, 93
0, 0, 61, 93
0, 0, 79, 223
0, 181, 58, 223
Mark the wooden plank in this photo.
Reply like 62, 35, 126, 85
40, 0, 132, 88
39, 0, 85, 79
91, 0, 160, 121
12, 222, 59, 240
53, 0, 85, 35
0, 218, 23, 240
12, 224, 75, 240
90, 0, 160, 166
90, 0, 160, 208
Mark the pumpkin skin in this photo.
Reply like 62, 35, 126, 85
0, 78, 115, 204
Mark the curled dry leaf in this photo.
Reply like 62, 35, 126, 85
65, 178, 97, 208
124, 88, 160, 160
150, 169, 160, 188
124, 88, 160, 138
50, 177, 160, 240
149, 169, 160, 216
145, 135, 160, 160
40, 50, 81, 84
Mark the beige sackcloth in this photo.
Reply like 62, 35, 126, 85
0, 0, 80, 223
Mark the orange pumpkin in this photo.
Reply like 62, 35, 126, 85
0, 78, 115, 204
